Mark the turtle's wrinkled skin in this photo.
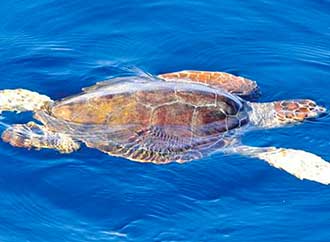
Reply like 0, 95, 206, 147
1, 70, 329, 185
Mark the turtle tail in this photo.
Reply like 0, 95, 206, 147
0, 89, 53, 114
248, 99, 326, 128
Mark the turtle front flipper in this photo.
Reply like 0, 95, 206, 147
158, 70, 259, 99
1, 122, 80, 153
231, 145, 330, 185
248, 99, 326, 128
0, 89, 52, 113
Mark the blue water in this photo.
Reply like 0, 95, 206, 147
0, 0, 329, 241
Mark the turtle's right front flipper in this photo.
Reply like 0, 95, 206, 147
232, 145, 330, 185
0, 89, 52, 114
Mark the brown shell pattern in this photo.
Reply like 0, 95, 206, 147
47, 80, 247, 163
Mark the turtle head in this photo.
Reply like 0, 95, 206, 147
272, 99, 327, 121
248, 99, 326, 128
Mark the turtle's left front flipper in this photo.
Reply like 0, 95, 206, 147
0, 89, 52, 114
2, 121, 80, 153
158, 70, 259, 99
232, 146, 330, 185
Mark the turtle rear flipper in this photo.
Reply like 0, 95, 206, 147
2, 121, 80, 153
0, 89, 52, 113
232, 145, 330, 185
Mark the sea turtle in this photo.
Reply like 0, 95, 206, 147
0, 70, 329, 184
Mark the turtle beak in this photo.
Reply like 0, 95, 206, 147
314, 104, 327, 117
306, 101, 327, 119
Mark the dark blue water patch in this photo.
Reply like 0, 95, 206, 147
0, 0, 330, 241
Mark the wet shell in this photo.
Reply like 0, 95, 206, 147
38, 78, 249, 163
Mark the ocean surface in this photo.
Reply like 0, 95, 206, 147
0, 0, 329, 241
